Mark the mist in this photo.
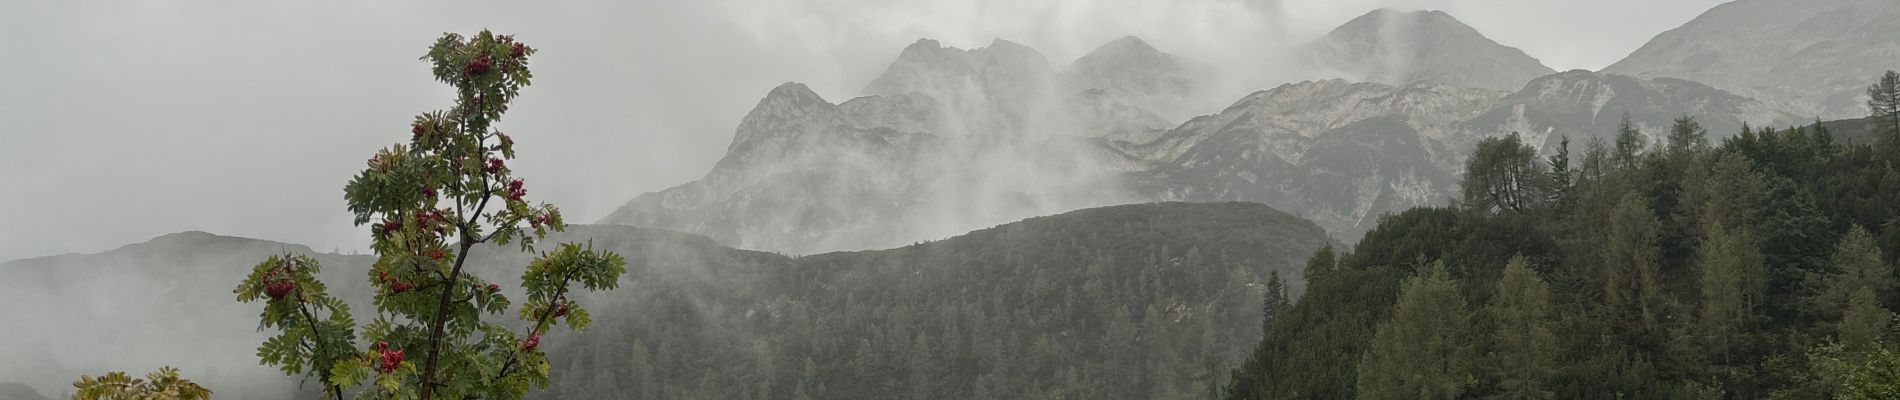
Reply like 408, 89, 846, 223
0, 0, 1732, 263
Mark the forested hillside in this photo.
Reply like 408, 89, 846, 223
539, 202, 1328, 399
1227, 74, 1900, 398
0, 202, 1328, 399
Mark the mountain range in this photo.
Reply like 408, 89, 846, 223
601, 3, 1844, 249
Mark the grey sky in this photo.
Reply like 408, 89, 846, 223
0, 0, 1729, 261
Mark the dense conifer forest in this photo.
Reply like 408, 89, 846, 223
1226, 72, 1900, 399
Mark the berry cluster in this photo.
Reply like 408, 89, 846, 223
485, 157, 504, 174
506, 179, 527, 201
520, 334, 540, 352
262, 260, 298, 300
411, 122, 427, 139
378, 271, 415, 294
528, 213, 551, 229
463, 54, 492, 77
375, 341, 404, 373
420, 185, 436, 199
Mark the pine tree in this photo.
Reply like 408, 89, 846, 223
1486, 256, 1557, 400
1356, 261, 1473, 400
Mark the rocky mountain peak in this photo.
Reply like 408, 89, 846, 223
1305, 8, 1553, 91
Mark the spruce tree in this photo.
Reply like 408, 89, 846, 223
1262, 270, 1289, 334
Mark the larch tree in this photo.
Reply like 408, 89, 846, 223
1604, 193, 1668, 344
1695, 221, 1764, 364
1484, 256, 1557, 400
233, 31, 626, 400
1355, 261, 1473, 400
1868, 70, 1900, 143
1816, 226, 1894, 327
1613, 113, 1646, 169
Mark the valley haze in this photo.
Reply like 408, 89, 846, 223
4, 0, 1897, 399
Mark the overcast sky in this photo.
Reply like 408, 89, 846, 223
0, 0, 1731, 261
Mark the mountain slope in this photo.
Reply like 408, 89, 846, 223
1603, 0, 1900, 118
599, 80, 1137, 255
0, 202, 1330, 400
1304, 9, 1555, 91
1461, 70, 1800, 152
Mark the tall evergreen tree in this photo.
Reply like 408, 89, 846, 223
1666, 116, 1709, 157
1868, 70, 1900, 143
1614, 113, 1646, 168
1605, 193, 1667, 342
1485, 256, 1557, 400
1547, 136, 1573, 204
1262, 270, 1289, 334
1304, 243, 1337, 283
1696, 221, 1764, 365
1356, 262, 1473, 400
1816, 226, 1895, 322
1839, 286, 1894, 352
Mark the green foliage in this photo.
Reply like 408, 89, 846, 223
71, 367, 210, 400
1868, 70, 1900, 145
1355, 261, 1474, 400
1303, 243, 1336, 283
528, 202, 1328, 400
1614, 113, 1646, 168
233, 30, 624, 400
1463, 132, 1547, 213
1230, 71, 1900, 399
1485, 256, 1557, 400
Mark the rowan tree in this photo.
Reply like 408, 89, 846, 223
234, 30, 625, 400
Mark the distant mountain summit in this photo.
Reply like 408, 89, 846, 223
1304, 9, 1555, 91
1603, 0, 1900, 118
862, 38, 1059, 137
1061, 36, 1209, 126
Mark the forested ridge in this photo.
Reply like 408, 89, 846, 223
1227, 72, 1900, 399
531, 202, 1331, 399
